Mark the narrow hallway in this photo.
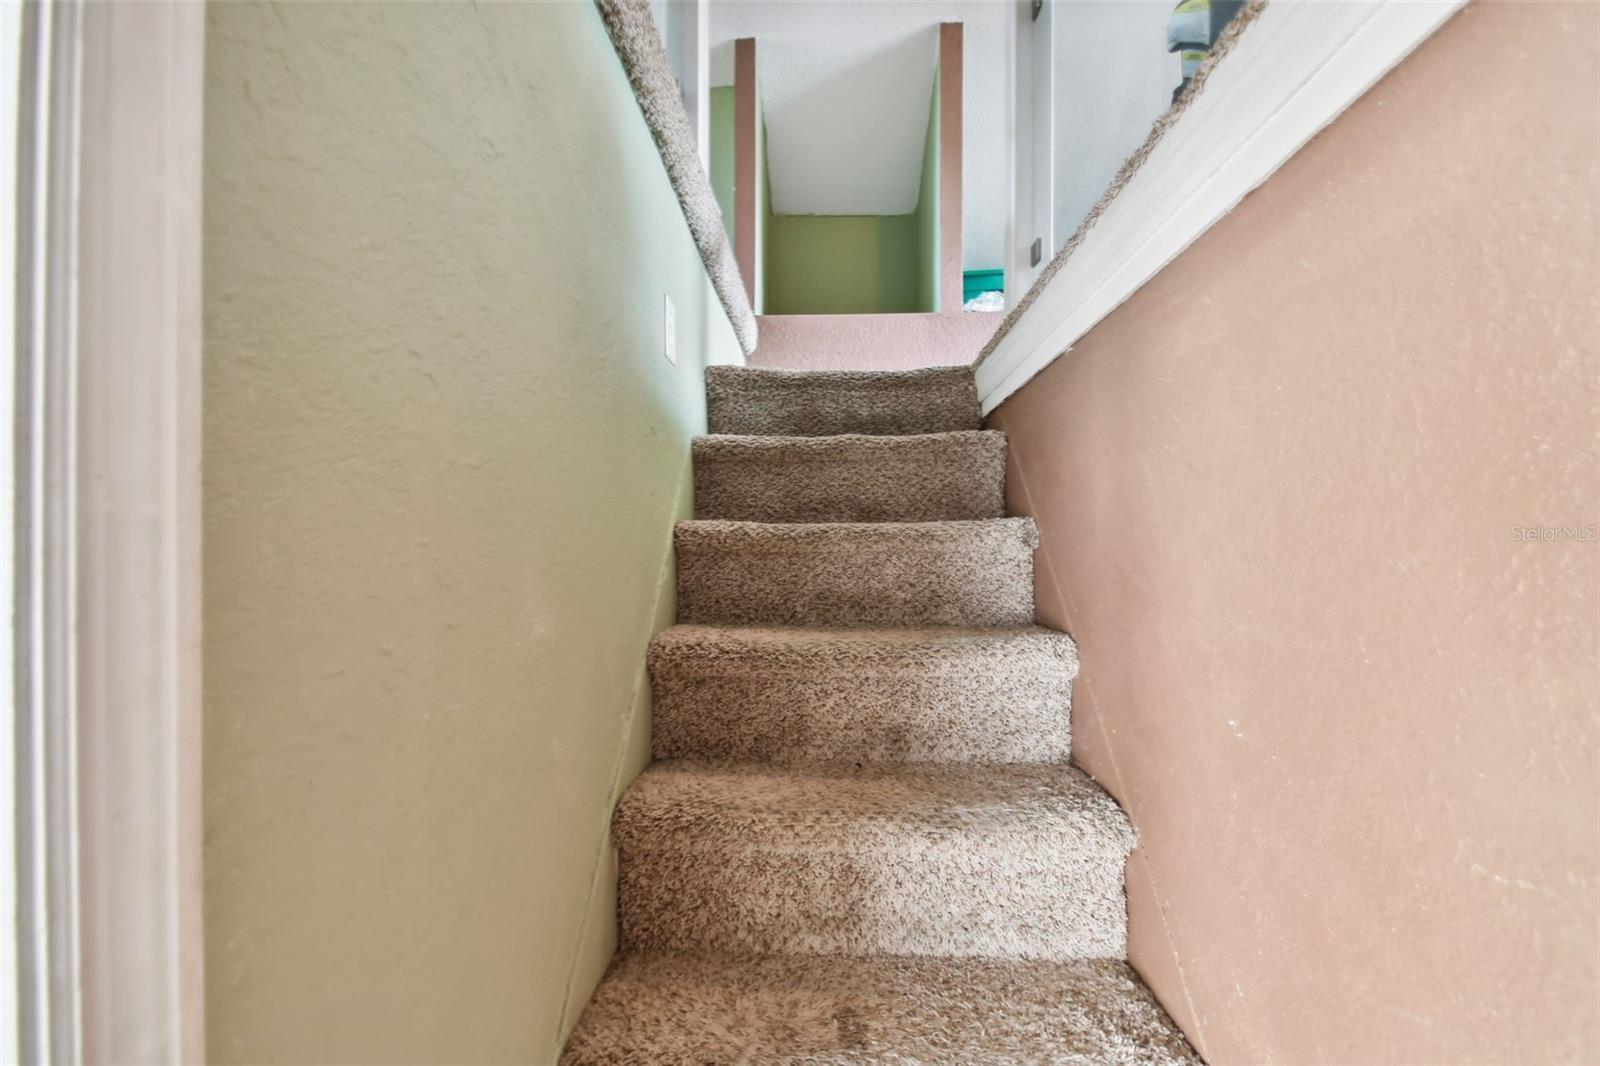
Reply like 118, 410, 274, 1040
565, 366, 1196, 1062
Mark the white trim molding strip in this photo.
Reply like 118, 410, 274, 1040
976, 0, 1466, 415
13, 2, 207, 1062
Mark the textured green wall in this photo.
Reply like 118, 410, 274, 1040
202, 3, 743, 1061
708, 86, 734, 244
763, 71, 941, 316
915, 70, 941, 313
765, 214, 922, 314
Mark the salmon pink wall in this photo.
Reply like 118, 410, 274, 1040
989, 3, 1598, 1062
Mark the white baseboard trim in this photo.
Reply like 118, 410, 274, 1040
976, 0, 1467, 414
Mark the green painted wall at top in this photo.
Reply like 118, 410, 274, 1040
765, 214, 923, 315
713, 71, 943, 315
708, 87, 735, 244
764, 74, 941, 316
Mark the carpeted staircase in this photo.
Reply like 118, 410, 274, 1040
563, 365, 1199, 1064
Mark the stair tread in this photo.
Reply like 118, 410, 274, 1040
562, 951, 1200, 1065
650, 622, 1079, 678
677, 515, 1037, 543
692, 430, 1007, 523
675, 518, 1038, 628
706, 364, 980, 437
693, 428, 1004, 455
617, 760, 1134, 959
709, 365, 977, 385
649, 625, 1078, 765
617, 759, 1134, 855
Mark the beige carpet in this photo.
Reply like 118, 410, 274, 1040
706, 365, 981, 437
650, 625, 1077, 764
563, 365, 1199, 1063
617, 760, 1135, 960
564, 953, 1199, 1065
676, 518, 1039, 628
693, 431, 1007, 523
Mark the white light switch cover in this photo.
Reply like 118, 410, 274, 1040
663, 294, 676, 366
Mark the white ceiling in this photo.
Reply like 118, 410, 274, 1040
708, 0, 1009, 271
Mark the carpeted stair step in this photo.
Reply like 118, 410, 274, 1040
616, 760, 1135, 960
674, 518, 1038, 627
649, 624, 1077, 764
706, 364, 981, 437
562, 951, 1200, 1065
692, 430, 1007, 523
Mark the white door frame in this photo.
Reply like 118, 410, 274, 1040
1006, 0, 1053, 309
677, 0, 711, 173
652, 0, 711, 171
1027, 0, 1056, 293
11, 1, 206, 1062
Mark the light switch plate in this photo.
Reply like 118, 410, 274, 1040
663, 294, 676, 366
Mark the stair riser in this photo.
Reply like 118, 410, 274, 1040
652, 673, 1071, 764
706, 366, 980, 437
675, 522, 1037, 628
693, 434, 1005, 523
620, 847, 1128, 960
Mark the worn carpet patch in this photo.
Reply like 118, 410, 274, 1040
650, 624, 1076, 764
562, 953, 1201, 1065
617, 760, 1135, 960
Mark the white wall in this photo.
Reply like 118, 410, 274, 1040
709, 0, 1011, 273
203, 3, 742, 1061
1051, 0, 1179, 246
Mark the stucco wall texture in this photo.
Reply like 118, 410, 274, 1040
989, 4, 1598, 1063
202, 3, 741, 1062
